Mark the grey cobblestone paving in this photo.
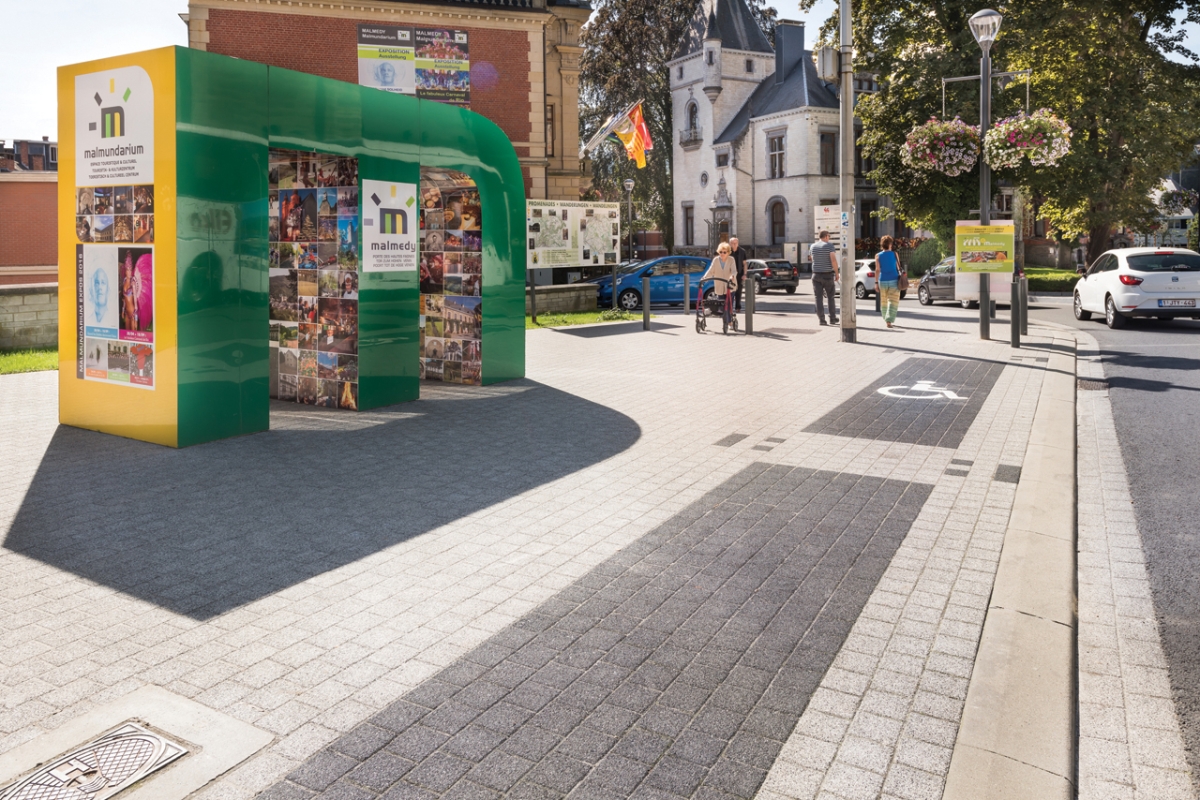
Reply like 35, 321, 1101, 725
0, 297, 1067, 799
259, 463, 931, 799
1075, 336, 1194, 800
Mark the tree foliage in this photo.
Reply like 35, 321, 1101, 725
579, 0, 777, 249
841, 0, 1200, 260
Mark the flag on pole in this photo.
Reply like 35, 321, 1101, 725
580, 101, 654, 168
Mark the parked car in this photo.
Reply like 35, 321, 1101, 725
745, 259, 799, 294
1073, 247, 1200, 328
842, 257, 907, 299
916, 256, 970, 306
587, 255, 713, 309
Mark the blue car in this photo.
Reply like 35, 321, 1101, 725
587, 256, 716, 310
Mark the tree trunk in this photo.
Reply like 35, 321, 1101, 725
1086, 223, 1111, 265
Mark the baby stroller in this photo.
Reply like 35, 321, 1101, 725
695, 278, 739, 335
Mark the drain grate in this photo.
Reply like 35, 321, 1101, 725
1078, 378, 1108, 391
0, 723, 187, 800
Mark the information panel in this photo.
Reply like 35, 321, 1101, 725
955, 221, 1015, 273
527, 199, 620, 268
357, 24, 470, 107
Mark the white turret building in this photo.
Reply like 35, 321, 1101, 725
669, 0, 896, 256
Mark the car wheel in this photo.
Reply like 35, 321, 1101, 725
703, 288, 715, 303
918, 285, 932, 305
961, 298, 979, 309
1073, 292, 1092, 320
785, 286, 796, 294
1105, 295, 1127, 329
855, 283, 868, 300
618, 289, 641, 311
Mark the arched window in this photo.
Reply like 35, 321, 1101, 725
771, 202, 786, 244
686, 102, 698, 134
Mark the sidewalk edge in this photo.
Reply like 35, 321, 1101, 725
943, 331, 1078, 800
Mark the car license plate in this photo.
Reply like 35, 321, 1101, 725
1158, 299, 1196, 307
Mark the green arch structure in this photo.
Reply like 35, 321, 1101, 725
58, 47, 526, 448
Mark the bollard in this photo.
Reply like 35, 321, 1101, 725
683, 274, 690, 315
980, 278, 990, 340
746, 274, 754, 335
611, 262, 619, 311
990, 299, 997, 319
642, 276, 651, 330
1020, 277, 1029, 336
1010, 276, 1020, 349
527, 270, 537, 325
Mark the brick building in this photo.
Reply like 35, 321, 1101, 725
0, 137, 58, 173
185, 0, 590, 200
0, 173, 57, 285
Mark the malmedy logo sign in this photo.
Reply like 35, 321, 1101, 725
75, 66, 154, 187
362, 180, 418, 271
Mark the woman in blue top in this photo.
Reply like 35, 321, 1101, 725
875, 235, 905, 328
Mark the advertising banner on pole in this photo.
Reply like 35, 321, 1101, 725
357, 25, 470, 107
955, 220, 1014, 273
814, 205, 843, 247
526, 199, 621, 268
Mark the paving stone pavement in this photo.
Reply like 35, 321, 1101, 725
0, 297, 1063, 799
1075, 335, 1195, 800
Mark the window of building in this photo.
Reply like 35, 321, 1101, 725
745, 59, 754, 73
820, 133, 837, 176
860, 199, 877, 238
684, 205, 695, 246
716, 152, 729, 168
545, 105, 555, 158
687, 102, 698, 133
700, 172, 709, 187
768, 134, 785, 179
678, 66, 683, 79
771, 202, 785, 243
49, 146, 58, 163
707, 50, 714, 66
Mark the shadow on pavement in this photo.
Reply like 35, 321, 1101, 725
3, 380, 641, 620
553, 321, 682, 337
1106, 375, 1200, 393
1102, 351, 1200, 372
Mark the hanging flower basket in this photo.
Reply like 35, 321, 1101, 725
1159, 187, 1199, 216
902, 117, 980, 177
983, 109, 1072, 170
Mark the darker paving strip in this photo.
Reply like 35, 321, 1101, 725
993, 465, 1022, 484
263, 463, 932, 799
803, 356, 1006, 448
944, 468, 969, 477
713, 433, 749, 447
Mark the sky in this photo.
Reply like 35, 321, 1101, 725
1, 0, 1195, 142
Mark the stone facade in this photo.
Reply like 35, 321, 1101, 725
187, 0, 590, 201
526, 282, 597, 314
0, 284, 57, 350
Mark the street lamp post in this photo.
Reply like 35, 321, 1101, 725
969, 9, 1001, 341
838, 0, 857, 343
617, 178, 634, 310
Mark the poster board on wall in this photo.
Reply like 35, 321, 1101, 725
813, 205, 843, 247
357, 24, 470, 107
526, 199, 620, 269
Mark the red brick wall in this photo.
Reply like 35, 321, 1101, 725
206, 9, 533, 192
0, 181, 57, 267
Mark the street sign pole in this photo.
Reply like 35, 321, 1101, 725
838, 0, 857, 343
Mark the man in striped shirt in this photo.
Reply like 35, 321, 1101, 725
810, 230, 840, 325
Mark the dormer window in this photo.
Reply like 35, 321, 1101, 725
745, 59, 754, 73
707, 50, 714, 66
716, 153, 729, 168
678, 66, 683, 79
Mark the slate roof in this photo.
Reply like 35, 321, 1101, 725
713, 53, 839, 144
675, 0, 772, 58
378, 0, 572, 10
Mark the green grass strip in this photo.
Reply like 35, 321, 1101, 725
0, 348, 58, 375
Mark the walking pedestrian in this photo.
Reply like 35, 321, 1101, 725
810, 231, 839, 325
729, 237, 748, 312
875, 235, 904, 328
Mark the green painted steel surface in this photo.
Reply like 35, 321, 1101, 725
174, 48, 270, 447
170, 49, 523, 445
418, 101, 526, 385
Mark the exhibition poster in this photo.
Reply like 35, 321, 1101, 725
526, 199, 620, 268
419, 168, 482, 385
955, 220, 1015, 273
357, 25, 470, 107
74, 66, 156, 388
362, 179, 419, 272
268, 149, 361, 409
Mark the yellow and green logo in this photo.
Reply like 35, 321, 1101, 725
93, 78, 132, 138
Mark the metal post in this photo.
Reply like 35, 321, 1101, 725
979, 49, 991, 341
642, 276, 651, 330
611, 261, 618, 311
683, 273, 690, 314
746, 273, 754, 335
1020, 276, 1029, 335
1010, 275, 1020, 348
527, 269, 537, 324
838, 0, 857, 343
627, 192, 634, 262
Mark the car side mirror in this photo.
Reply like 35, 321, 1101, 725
1076, 266, 1086, 275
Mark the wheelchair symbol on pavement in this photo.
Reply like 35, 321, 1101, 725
877, 380, 965, 400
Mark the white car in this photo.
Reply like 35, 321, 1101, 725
840, 258, 907, 299
1073, 247, 1200, 328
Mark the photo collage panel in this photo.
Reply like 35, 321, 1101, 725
76, 184, 155, 388
419, 168, 482, 385
269, 149, 361, 410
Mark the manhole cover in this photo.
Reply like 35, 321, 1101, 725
1077, 378, 1108, 391
0, 723, 187, 800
